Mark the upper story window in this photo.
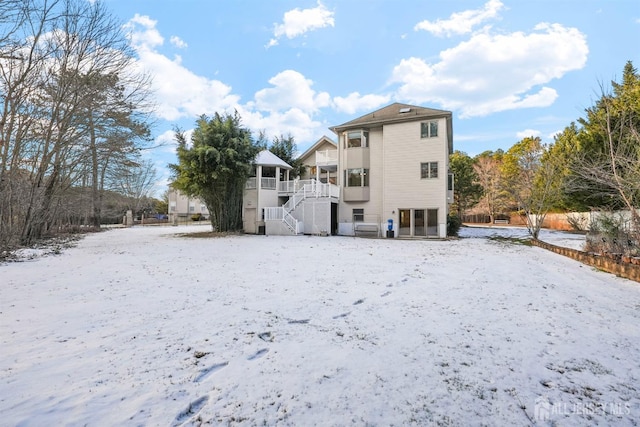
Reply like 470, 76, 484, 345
345, 168, 369, 187
420, 162, 438, 179
420, 121, 438, 138
346, 130, 369, 148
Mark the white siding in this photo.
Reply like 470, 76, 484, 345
337, 116, 450, 237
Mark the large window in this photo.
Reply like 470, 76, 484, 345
420, 162, 438, 179
420, 121, 438, 138
346, 130, 369, 148
345, 168, 369, 187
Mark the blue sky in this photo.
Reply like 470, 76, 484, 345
103, 0, 640, 194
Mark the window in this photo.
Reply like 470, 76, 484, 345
353, 209, 364, 222
420, 162, 438, 179
448, 173, 454, 191
346, 130, 369, 148
420, 121, 438, 138
345, 168, 369, 187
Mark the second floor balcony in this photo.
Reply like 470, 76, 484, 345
315, 149, 337, 167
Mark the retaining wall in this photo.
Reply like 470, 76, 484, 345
532, 239, 640, 283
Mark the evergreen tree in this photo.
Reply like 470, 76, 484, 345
169, 112, 260, 232
269, 134, 305, 179
449, 151, 482, 218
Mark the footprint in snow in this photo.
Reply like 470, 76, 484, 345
193, 362, 228, 383
353, 299, 365, 305
248, 348, 269, 361
173, 395, 209, 425
332, 312, 351, 319
288, 319, 310, 324
380, 291, 391, 297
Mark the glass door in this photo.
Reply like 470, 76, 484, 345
414, 209, 426, 236
399, 209, 411, 236
427, 209, 438, 237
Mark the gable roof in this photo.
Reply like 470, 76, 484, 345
298, 135, 336, 162
254, 150, 292, 169
330, 102, 454, 154
329, 102, 451, 132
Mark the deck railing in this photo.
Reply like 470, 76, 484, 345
315, 149, 337, 165
245, 177, 257, 189
261, 177, 277, 190
264, 180, 338, 235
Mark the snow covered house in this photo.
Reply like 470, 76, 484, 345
330, 103, 454, 238
243, 103, 454, 237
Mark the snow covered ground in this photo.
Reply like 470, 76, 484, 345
1, 225, 638, 426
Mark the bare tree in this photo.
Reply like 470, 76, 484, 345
473, 150, 508, 224
569, 93, 640, 240
0, 0, 153, 248
501, 137, 562, 239
110, 158, 158, 217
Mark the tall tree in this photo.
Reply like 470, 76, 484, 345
0, 0, 153, 247
170, 112, 260, 232
449, 150, 482, 218
501, 137, 562, 238
269, 133, 305, 179
567, 61, 640, 237
473, 150, 508, 224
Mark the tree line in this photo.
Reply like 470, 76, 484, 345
0, 0, 156, 252
450, 61, 639, 243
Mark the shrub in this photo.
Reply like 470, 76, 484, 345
447, 214, 462, 237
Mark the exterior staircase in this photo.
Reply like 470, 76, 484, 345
265, 180, 339, 235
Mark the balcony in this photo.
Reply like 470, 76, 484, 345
315, 149, 337, 167
245, 177, 277, 190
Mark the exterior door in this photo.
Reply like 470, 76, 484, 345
427, 209, 438, 237
244, 208, 256, 234
399, 209, 411, 236
414, 209, 426, 236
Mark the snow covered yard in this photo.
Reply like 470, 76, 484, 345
1, 226, 639, 426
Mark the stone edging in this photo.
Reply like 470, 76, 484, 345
531, 239, 640, 283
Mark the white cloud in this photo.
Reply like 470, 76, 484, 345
239, 70, 332, 144
169, 36, 188, 49
268, 1, 334, 47
238, 106, 324, 145
252, 70, 330, 114
390, 23, 587, 118
516, 129, 541, 139
125, 16, 331, 146
333, 92, 391, 114
415, 0, 504, 37
123, 14, 164, 50
124, 15, 239, 121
